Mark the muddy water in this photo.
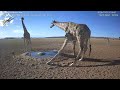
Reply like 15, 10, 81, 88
27, 50, 58, 59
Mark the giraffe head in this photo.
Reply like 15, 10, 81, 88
21, 17, 24, 20
50, 20, 57, 28
6, 17, 14, 22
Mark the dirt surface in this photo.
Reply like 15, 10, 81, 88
0, 38, 120, 79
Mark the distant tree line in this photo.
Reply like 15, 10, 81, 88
4, 37, 16, 39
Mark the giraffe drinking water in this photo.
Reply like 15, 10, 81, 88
47, 20, 91, 66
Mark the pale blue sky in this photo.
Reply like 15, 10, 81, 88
0, 11, 120, 38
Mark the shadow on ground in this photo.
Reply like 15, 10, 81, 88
48, 53, 120, 67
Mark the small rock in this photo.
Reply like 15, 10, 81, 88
53, 50, 58, 53
31, 64, 35, 67
37, 52, 46, 56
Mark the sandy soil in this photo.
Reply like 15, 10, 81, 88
0, 38, 120, 79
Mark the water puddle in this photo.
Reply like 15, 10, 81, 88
26, 50, 58, 59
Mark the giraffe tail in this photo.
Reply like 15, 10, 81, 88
89, 38, 92, 57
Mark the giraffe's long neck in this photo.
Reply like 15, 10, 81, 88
21, 20, 28, 33
54, 22, 69, 32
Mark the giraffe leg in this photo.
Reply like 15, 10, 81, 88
27, 40, 31, 56
29, 39, 32, 56
26, 40, 29, 52
24, 38, 26, 52
46, 39, 68, 65
28, 39, 31, 56
29, 39, 32, 51
69, 36, 82, 66
69, 36, 85, 66
79, 47, 86, 61
73, 41, 76, 57
79, 39, 88, 61
76, 37, 84, 60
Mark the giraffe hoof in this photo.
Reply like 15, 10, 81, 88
68, 62, 74, 66
46, 61, 54, 65
79, 58, 83, 61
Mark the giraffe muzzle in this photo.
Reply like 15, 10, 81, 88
50, 24, 54, 28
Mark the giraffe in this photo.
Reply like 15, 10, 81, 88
104, 37, 110, 45
107, 37, 110, 45
21, 17, 32, 55
2, 17, 14, 26
46, 20, 91, 66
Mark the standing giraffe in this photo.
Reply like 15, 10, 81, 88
46, 20, 91, 66
107, 37, 110, 45
21, 17, 32, 54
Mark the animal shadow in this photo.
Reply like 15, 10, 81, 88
49, 57, 120, 67
75, 58, 120, 67
52, 53, 76, 62
60, 53, 76, 58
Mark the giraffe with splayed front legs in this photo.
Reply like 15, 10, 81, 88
46, 20, 91, 66
21, 17, 32, 55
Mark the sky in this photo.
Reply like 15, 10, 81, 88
0, 11, 120, 38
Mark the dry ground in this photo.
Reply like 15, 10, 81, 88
0, 38, 120, 79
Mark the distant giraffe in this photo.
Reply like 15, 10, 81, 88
2, 17, 14, 26
107, 37, 110, 45
105, 37, 110, 45
47, 20, 91, 66
21, 17, 32, 54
